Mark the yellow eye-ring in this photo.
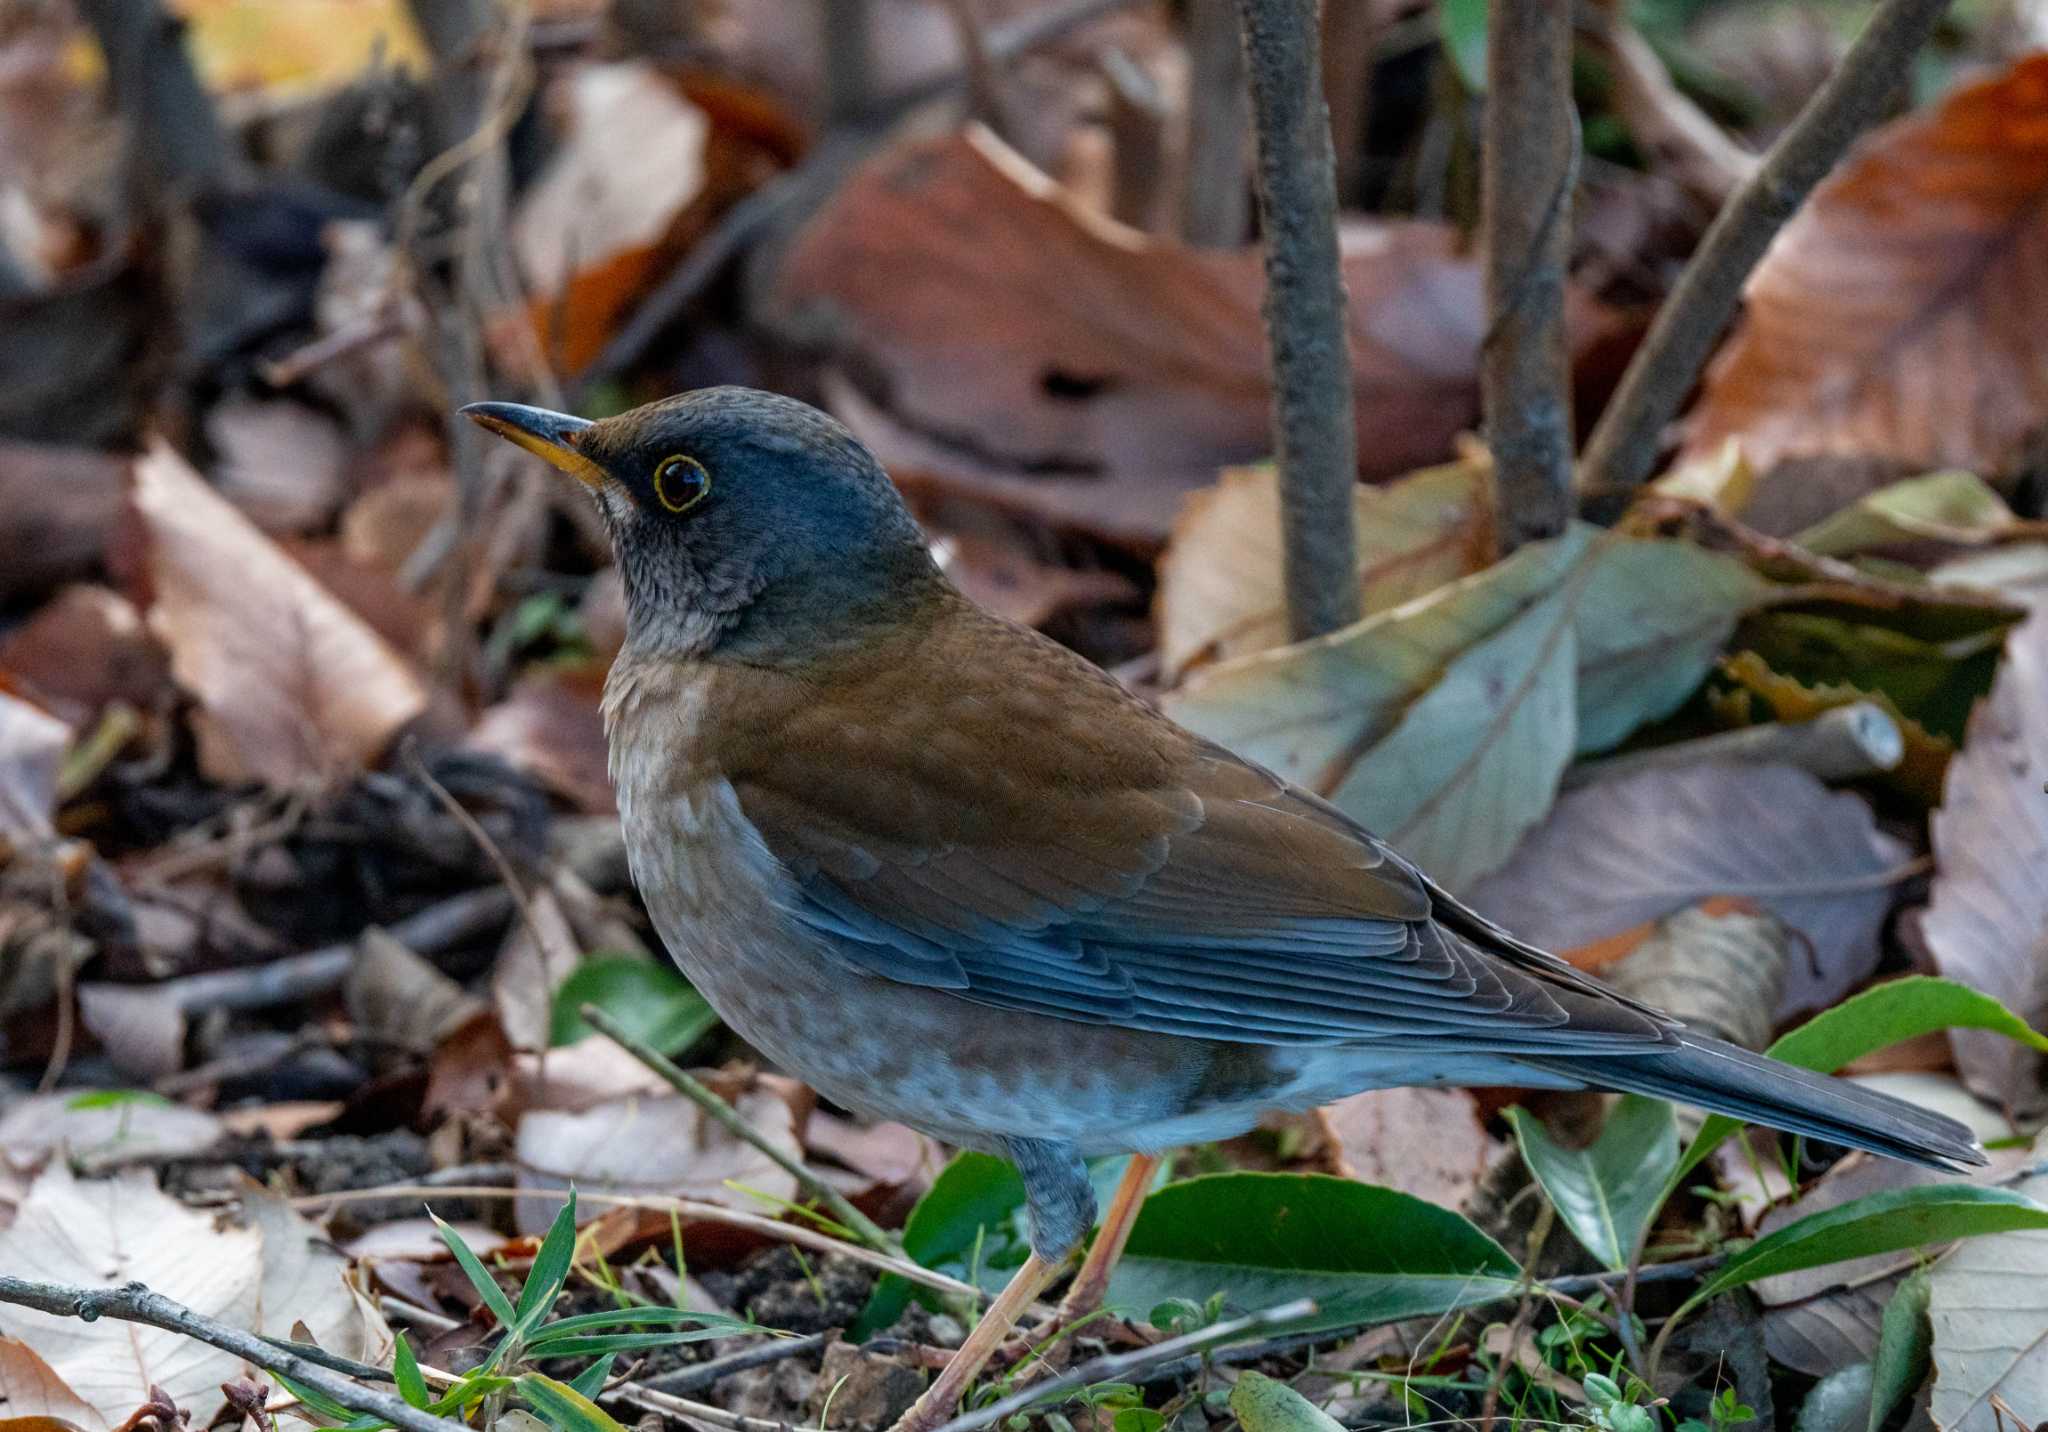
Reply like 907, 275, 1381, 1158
652, 454, 710, 513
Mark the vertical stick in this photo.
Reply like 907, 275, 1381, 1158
1479, 0, 1575, 549
1235, 0, 1362, 641
823, 0, 876, 127
1578, 0, 1954, 495
1182, 0, 1249, 246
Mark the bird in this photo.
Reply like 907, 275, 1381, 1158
464, 387, 1983, 1432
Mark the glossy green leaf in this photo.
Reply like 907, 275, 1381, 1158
1228, 1370, 1345, 1432
433, 1210, 518, 1330
1869, 1267, 1931, 1432
518, 1373, 630, 1432
1104, 1173, 1519, 1332
272, 1373, 389, 1432
549, 957, 719, 1055
1508, 1095, 1677, 1271
390, 1336, 429, 1410
1438, 0, 1487, 91
1675, 977, 2045, 1188
1676, 1184, 2048, 1325
514, 1188, 579, 1333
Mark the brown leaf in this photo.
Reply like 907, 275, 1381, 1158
129, 443, 427, 788
345, 928, 485, 1055
1685, 54, 2048, 473
1313, 1087, 1503, 1211
931, 532, 1137, 630
0, 1095, 221, 1175
202, 398, 350, 535
776, 128, 1522, 546
490, 889, 584, 1053
0, 1337, 103, 1432
1154, 454, 1497, 684
466, 662, 613, 814
0, 586, 168, 728
1922, 565, 2048, 1112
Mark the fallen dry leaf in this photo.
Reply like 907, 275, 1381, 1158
1711, 649, 1953, 808
128, 442, 427, 788
1466, 763, 1912, 1018
1313, 1087, 1503, 1211
0, 585, 167, 728
0, 444, 126, 604
0, 1164, 260, 1425
1154, 454, 1496, 684
1921, 570, 2048, 1113
513, 62, 708, 301
490, 889, 585, 1053
240, 1181, 391, 1363
0, 685, 68, 842
0, 1094, 222, 1175
345, 927, 485, 1056
931, 532, 1138, 631
467, 662, 614, 815
0, 1336, 101, 1431
202, 397, 350, 535
779, 127, 1611, 548
513, 1084, 803, 1236
1685, 53, 2048, 473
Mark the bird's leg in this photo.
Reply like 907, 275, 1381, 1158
1053, 1151, 1160, 1326
890, 1138, 1093, 1432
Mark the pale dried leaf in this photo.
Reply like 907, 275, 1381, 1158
0, 1337, 103, 1432
512, 62, 708, 298
1684, 54, 2048, 473
1154, 456, 1496, 684
1793, 470, 2032, 558
0, 1095, 220, 1174
0, 1163, 260, 1423
73, 986, 184, 1083
0, 687, 67, 841
203, 397, 349, 534
130, 442, 426, 787
1601, 902, 1789, 1052
491, 889, 583, 1053
241, 1181, 391, 1362
1314, 1087, 1502, 1211
467, 664, 613, 815
1927, 1135, 2048, 1430
1466, 763, 1913, 1017
513, 1086, 802, 1235
1923, 569, 2048, 1112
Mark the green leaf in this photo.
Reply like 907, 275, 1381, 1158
1438, 0, 1487, 92
1796, 1364, 1873, 1432
272, 1374, 390, 1432
1104, 1173, 1519, 1332
433, 1209, 519, 1331
1675, 977, 2047, 1187
1868, 1266, 1931, 1432
391, 1336, 429, 1410
514, 1188, 579, 1333
567, 1357, 616, 1402
1793, 471, 2023, 558
63, 1088, 174, 1110
518, 1373, 630, 1432
528, 1307, 755, 1338
1508, 1095, 1677, 1271
1675, 1184, 2048, 1325
549, 957, 719, 1055
523, 1331, 733, 1357
1735, 610, 2003, 744
1228, 1370, 1345, 1432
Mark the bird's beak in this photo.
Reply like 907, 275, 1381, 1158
460, 401, 606, 490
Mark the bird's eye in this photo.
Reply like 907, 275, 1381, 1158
652, 454, 710, 514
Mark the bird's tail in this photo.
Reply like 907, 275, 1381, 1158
1521, 1031, 1986, 1172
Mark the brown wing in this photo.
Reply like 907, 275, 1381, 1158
708, 598, 1671, 1051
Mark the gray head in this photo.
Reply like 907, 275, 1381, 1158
463, 387, 941, 662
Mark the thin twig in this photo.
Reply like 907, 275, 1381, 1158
637, 1329, 831, 1396
579, 1003, 900, 1255
0, 1276, 469, 1432
1564, 701, 1905, 789
608, 1377, 826, 1432
924, 1298, 1319, 1432
288, 1183, 976, 1302
1579, 0, 1955, 494
1480, 0, 1576, 548
1236, 0, 1362, 640
1180, 0, 1249, 245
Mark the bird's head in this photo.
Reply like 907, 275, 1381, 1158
462, 388, 940, 663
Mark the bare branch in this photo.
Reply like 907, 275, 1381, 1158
1180, 0, 1249, 246
1579, 0, 1955, 495
0, 1275, 469, 1432
1480, 0, 1576, 548
1236, 0, 1361, 640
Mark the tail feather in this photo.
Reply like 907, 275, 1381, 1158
1522, 1031, 1987, 1172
